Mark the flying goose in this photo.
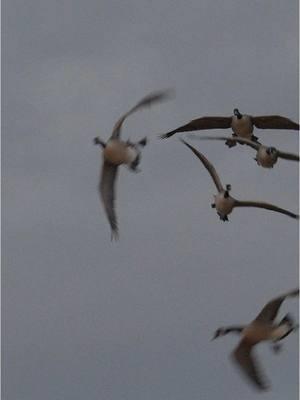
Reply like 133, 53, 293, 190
161, 109, 299, 147
189, 136, 300, 168
180, 139, 299, 220
94, 90, 171, 239
212, 288, 299, 390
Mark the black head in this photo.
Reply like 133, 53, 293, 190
233, 108, 242, 119
266, 147, 277, 155
94, 137, 106, 148
211, 328, 226, 340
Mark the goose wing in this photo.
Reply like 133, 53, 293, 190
189, 135, 260, 150
110, 90, 172, 140
233, 200, 299, 219
277, 150, 300, 161
160, 116, 232, 139
180, 139, 224, 192
100, 161, 119, 240
232, 340, 269, 390
255, 289, 299, 323
252, 115, 299, 130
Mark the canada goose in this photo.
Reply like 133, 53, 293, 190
94, 90, 171, 239
190, 136, 300, 168
212, 288, 299, 390
161, 109, 299, 147
180, 139, 299, 220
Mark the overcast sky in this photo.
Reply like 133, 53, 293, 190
3, 0, 299, 399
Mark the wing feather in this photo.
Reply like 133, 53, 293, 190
189, 135, 260, 150
160, 116, 232, 139
111, 90, 172, 139
100, 161, 119, 240
232, 340, 269, 390
277, 150, 300, 161
180, 140, 224, 192
233, 200, 299, 219
255, 289, 299, 323
252, 116, 299, 130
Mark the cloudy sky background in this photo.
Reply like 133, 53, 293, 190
3, 0, 299, 399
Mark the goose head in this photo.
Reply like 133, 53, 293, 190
212, 328, 227, 340
266, 146, 277, 156
94, 137, 106, 148
233, 108, 243, 120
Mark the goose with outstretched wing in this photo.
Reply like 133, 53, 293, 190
161, 109, 299, 148
94, 90, 172, 239
180, 139, 299, 221
189, 135, 299, 168
212, 289, 299, 390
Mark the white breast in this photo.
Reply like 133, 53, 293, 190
257, 147, 277, 168
231, 115, 253, 138
125, 146, 138, 164
214, 193, 235, 215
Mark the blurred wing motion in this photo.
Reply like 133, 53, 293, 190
252, 116, 299, 130
277, 150, 300, 162
232, 340, 269, 391
111, 90, 173, 139
160, 116, 232, 139
189, 135, 260, 150
100, 161, 119, 240
180, 139, 224, 192
233, 200, 299, 219
255, 288, 299, 323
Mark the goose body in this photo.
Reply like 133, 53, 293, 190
213, 289, 299, 390
256, 146, 278, 168
94, 90, 171, 239
161, 109, 299, 147
180, 139, 299, 220
103, 140, 138, 166
231, 113, 253, 138
214, 192, 235, 216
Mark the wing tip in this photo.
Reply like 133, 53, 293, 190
110, 229, 119, 241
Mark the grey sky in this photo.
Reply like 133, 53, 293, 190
2, 0, 299, 399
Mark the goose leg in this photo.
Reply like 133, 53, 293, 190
251, 135, 260, 144
218, 213, 228, 221
129, 153, 141, 173
225, 133, 237, 148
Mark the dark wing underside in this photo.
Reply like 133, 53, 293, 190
100, 161, 119, 240
180, 140, 224, 192
232, 340, 269, 391
252, 116, 299, 130
233, 200, 299, 219
277, 150, 300, 161
255, 289, 299, 323
189, 135, 260, 150
160, 116, 232, 139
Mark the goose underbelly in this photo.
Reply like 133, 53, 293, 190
242, 324, 272, 344
257, 148, 277, 168
215, 194, 235, 215
103, 141, 137, 165
231, 116, 253, 138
